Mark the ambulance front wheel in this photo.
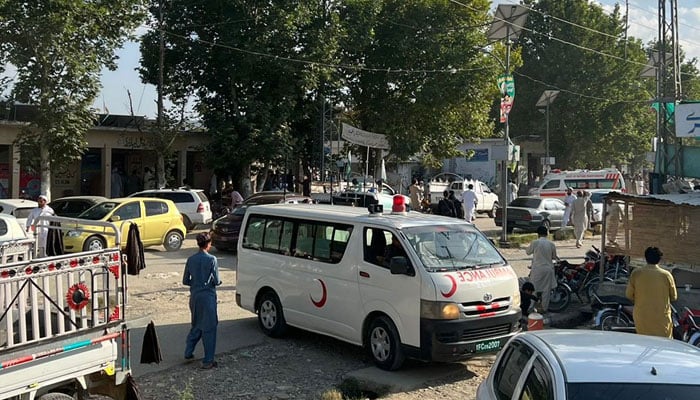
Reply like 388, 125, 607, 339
367, 315, 405, 371
257, 291, 288, 338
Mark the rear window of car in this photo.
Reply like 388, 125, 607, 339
196, 191, 209, 202
135, 191, 194, 204
159, 192, 194, 204
567, 383, 700, 400
13, 208, 34, 219
145, 200, 169, 216
510, 198, 542, 208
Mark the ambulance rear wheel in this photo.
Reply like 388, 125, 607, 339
258, 291, 287, 338
367, 316, 405, 371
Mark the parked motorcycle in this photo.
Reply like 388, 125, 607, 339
547, 263, 572, 312
593, 292, 685, 340
678, 307, 700, 347
591, 292, 635, 333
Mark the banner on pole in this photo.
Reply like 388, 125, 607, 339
341, 123, 390, 149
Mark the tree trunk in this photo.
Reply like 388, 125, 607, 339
156, 154, 166, 189
241, 164, 252, 198
40, 144, 52, 200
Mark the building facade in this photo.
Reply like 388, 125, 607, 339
0, 108, 212, 200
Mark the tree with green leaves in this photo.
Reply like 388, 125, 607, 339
140, 0, 343, 195
0, 0, 145, 199
339, 0, 498, 169
511, 0, 660, 171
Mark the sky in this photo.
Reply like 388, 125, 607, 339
90, 0, 700, 118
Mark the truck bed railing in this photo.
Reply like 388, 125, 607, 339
1, 218, 125, 355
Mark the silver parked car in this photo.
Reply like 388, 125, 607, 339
477, 329, 700, 400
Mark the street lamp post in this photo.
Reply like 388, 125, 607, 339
536, 90, 559, 175
488, 4, 528, 248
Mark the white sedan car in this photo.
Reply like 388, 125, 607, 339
0, 199, 38, 228
477, 330, 700, 400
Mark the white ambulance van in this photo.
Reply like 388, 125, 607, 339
530, 168, 626, 199
235, 199, 521, 370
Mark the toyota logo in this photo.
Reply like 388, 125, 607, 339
483, 293, 493, 303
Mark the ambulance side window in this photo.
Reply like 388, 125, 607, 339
542, 179, 559, 190
364, 228, 390, 267
294, 223, 316, 258
294, 222, 352, 263
242, 216, 266, 250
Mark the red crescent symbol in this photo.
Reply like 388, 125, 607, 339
440, 274, 458, 298
310, 279, 327, 308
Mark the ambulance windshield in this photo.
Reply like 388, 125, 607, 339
403, 225, 505, 272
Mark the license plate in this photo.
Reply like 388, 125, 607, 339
474, 338, 503, 353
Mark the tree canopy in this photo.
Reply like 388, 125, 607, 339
140, 0, 500, 187
0, 0, 145, 197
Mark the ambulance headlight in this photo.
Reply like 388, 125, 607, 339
512, 287, 521, 311
420, 300, 460, 320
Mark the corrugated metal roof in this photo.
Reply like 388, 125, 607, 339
608, 191, 700, 207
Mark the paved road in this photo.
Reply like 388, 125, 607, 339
129, 215, 594, 378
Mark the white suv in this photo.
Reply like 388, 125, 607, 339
129, 188, 212, 231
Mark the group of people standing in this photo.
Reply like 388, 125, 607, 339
111, 166, 156, 197
435, 185, 479, 222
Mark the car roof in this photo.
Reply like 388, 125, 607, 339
133, 188, 204, 193
246, 203, 476, 230
100, 197, 175, 204
51, 196, 108, 202
0, 199, 38, 208
524, 330, 700, 384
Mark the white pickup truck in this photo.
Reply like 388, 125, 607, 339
1, 217, 139, 400
427, 173, 500, 217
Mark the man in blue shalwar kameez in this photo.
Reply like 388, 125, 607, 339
183, 232, 221, 369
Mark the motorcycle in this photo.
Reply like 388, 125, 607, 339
678, 307, 700, 347
593, 292, 685, 339
591, 292, 635, 333
547, 248, 614, 312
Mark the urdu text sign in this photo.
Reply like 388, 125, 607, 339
675, 103, 700, 137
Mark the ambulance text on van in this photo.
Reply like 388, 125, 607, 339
235, 202, 522, 370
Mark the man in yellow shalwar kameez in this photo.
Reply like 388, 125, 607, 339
626, 247, 677, 337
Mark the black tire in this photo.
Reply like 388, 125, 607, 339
488, 203, 498, 218
506, 226, 514, 234
548, 284, 571, 312
257, 291, 287, 337
83, 235, 106, 252
600, 310, 633, 331
163, 230, 184, 252
542, 220, 551, 231
367, 316, 405, 371
182, 215, 194, 231
38, 393, 74, 400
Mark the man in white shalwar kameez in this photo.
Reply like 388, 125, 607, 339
570, 191, 590, 248
525, 226, 559, 313
562, 187, 576, 226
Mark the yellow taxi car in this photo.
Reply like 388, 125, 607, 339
63, 197, 186, 252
